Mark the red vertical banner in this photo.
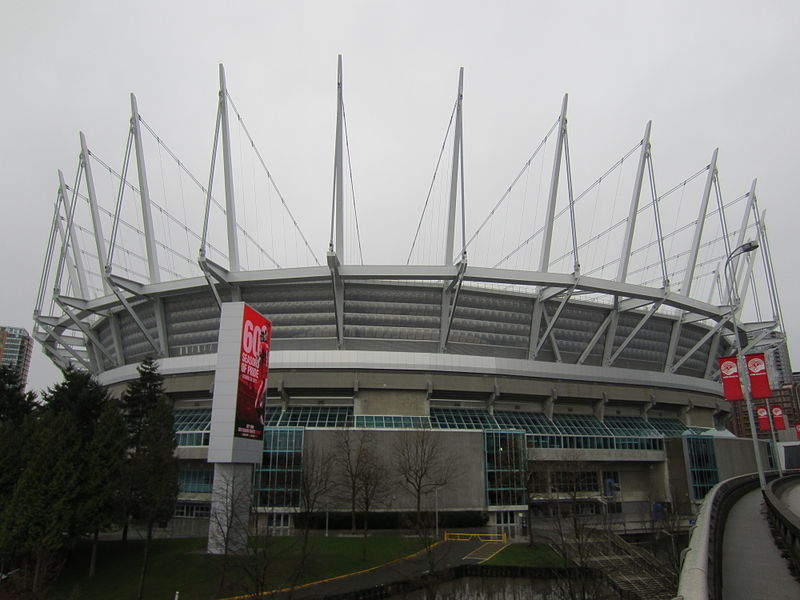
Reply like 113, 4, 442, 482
235, 305, 272, 441
718, 356, 743, 401
756, 407, 770, 431
795, 424, 800, 440
771, 406, 786, 430
746, 353, 772, 399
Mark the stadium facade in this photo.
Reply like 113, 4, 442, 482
33, 61, 788, 533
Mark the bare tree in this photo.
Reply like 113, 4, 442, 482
533, 454, 611, 600
333, 429, 374, 532
291, 440, 335, 588
393, 429, 460, 600
394, 429, 457, 530
355, 438, 389, 557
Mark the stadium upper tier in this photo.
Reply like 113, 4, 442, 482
46, 266, 730, 397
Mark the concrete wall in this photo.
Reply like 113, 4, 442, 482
305, 429, 486, 512
619, 469, 656, 503
664, 438, 691, 511
354, 389, 428, 416
714, 437, 770, 480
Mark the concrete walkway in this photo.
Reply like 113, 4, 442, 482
721, 488, 800, 600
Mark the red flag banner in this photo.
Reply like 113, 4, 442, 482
746, 353, 772, 399
718, 356, 743, 401
757, 406, 770, 431
795, 424, 800, 440
771, 406, 786, 430
235, 305, 272, 441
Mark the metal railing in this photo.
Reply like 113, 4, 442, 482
764, 472, 800, 578
674, 473, 762, 600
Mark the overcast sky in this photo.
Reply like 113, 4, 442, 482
2, 0, 799, 393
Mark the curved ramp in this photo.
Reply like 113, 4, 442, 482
722, 487, 800, 599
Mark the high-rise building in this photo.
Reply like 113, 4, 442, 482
0, 326, 33, 387
765, 334, 793, 387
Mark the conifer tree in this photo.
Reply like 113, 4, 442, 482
122, 358, 179, 600
0, 364, 36, 423
0, 411, 82, 597
0, 365, 36, 514
122, 356, 166, 450
84, 399, 129, 577
41, 368, 114, 543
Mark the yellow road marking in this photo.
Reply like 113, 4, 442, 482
464, 541, 507, 561
216, 540, 444, 600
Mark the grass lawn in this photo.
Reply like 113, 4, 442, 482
483, 542, 569, 568
49, 535, 427, 600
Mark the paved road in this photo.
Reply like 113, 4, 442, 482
721, 487, 800, 600
267, 539, 486, 599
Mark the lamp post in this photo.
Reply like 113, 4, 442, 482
434, 486, 439, 540
762, 396, 785, 477
723, 240, 766, 490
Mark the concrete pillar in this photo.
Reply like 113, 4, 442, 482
207, 463, 254, 555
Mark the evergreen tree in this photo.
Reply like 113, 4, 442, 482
0, 364, 36, 422
40, 368, 114, 543
84, 399, 129, 577
121, 359, 179, 600
0, 411, 82, 597
122, 356, 165, 450
0, 366, 37, 584
0, 364, 36, 512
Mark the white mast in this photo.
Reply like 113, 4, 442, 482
444, 67, 464, 266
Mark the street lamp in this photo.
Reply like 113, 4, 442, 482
723, 240, 766, 490
434, 486, 439, 540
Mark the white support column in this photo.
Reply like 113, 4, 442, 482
34, 195, 63, 319
735, 223, 760, 311
756, 214, 784, 329
219, 64, 240, 273
54, 200, 80, 299
617, 121, 651, 283
333, 55, 345, 259
726, 179, 757, 305
130, 93, 161, 284
602, 309, 620, 367
109, 312, 125, 366
608, 300, 664, 366
208, 463, 254, 555
57, 169, 88, 298
577, 312, 613, 365
539, 94, 568, 273
681, 149, 718, 297
444, 67, 464, 266
80, 132, 111, 295
735, 179, 757, 251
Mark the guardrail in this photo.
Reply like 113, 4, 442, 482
674, 473, 762, 600
764, 472, 800, 578
443, 531, 508, 543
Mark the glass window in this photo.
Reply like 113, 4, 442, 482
431, 408, 499, 430
256, 428, 304, 508
173, 408, 212, 447
484, 430, 527, 506
174, 501, 211, 518
178, 467, 214, 493
685, 436, 719, 500
649, 418, 690, 437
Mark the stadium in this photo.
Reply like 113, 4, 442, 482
33, 61, 788, 534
